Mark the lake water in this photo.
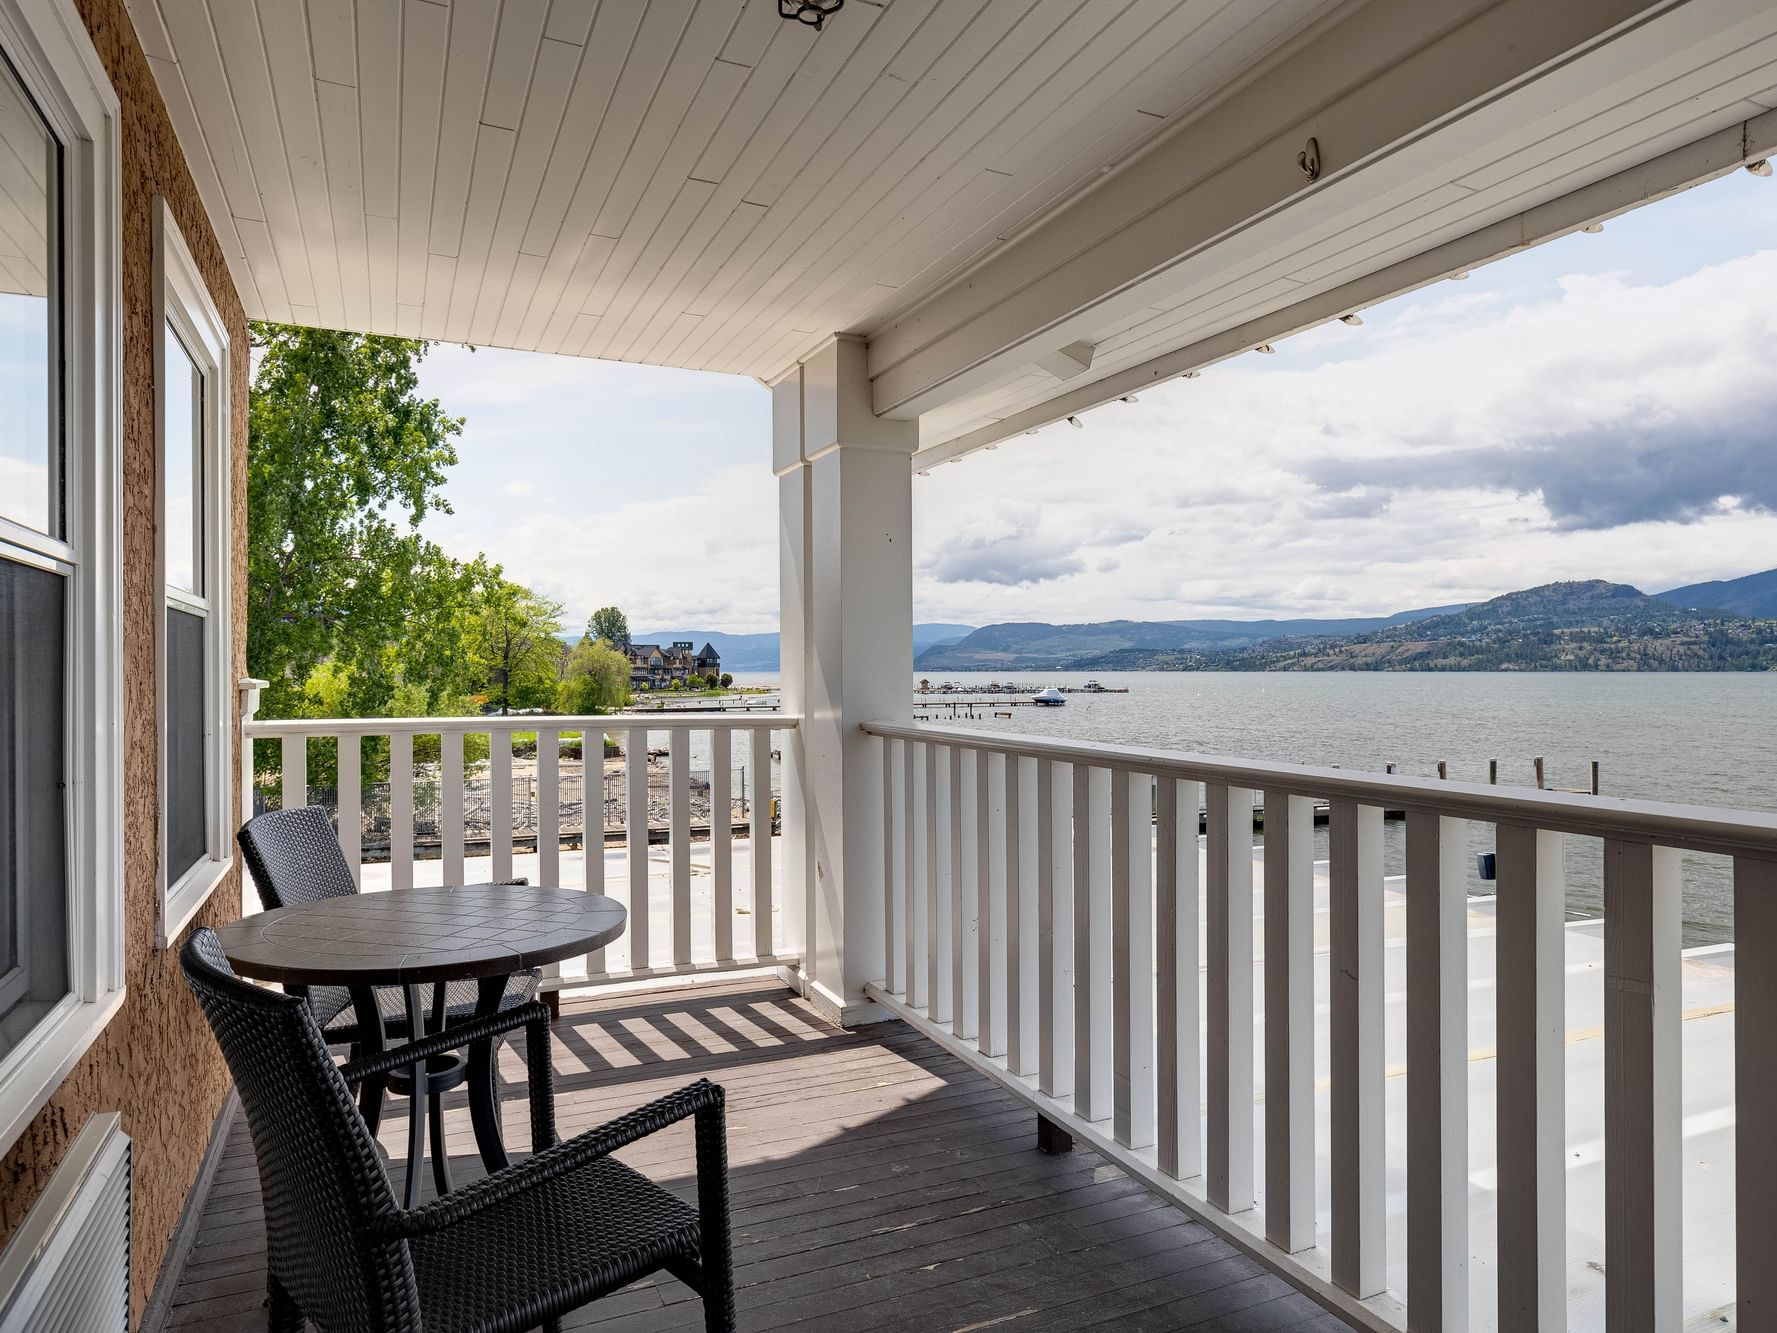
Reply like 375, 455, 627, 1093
737, 670, 1777, 944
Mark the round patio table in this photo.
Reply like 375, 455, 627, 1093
212, 885, 625, 1204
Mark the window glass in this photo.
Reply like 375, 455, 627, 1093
0, 57, 58, 538
165, 606, 206, 883
0, 558, 71, 1055
164, 323, 202, 595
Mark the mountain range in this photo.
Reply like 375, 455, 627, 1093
599, 567, 1777, 674
922, 575, 1777, 673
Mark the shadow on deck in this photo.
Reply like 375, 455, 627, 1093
152, 980, 1352, 1332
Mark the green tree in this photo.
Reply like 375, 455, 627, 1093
720, 673, 733, 688
247, 324, 468, 721
589, 606, 630, 646
471, 574, 565, 714
557, 637, 631, 714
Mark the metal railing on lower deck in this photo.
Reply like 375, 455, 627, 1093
862, 719, 1777, 1332
239, 709, 800, 989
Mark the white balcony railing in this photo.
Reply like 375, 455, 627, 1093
239, 701, 800, 989
862, 719, 1777, 1333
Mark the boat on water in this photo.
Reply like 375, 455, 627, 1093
1032, 687, 1066, 706
1082, 679, 1106, 692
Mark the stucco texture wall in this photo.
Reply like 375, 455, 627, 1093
0, 0, 249, 1324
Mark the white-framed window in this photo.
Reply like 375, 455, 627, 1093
0, 0, 124, 1153
154, 198, 229, 946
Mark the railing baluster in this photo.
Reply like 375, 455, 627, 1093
1405, 811, 1468, 1330
1074, 765, 1112, 1121
1263, 790, 1314, 1250
711, 725, 733, 963
491, 732, 513, 884
928, 742, 952, 1025
584, 728, 606, 975
1112, 768, 1155, 1149
537, 729, 561, 988
1737, 853, 1777, 1325
1008, 756, 1039, 1076
1040, 760, 1074, 1100
981, 752, 1009, 1058
1206, 782, 1254, 1212
1157, 774, 1199, 1179
749, 726, 772, 960
389, 730, 413, 893
670, 728, 691, 967
439, 731, 462, 888
625, 726, 649, 972
907, 742, 927, 1009
1603, 838, 1682, 1332
337, 735, 362, 890
1494, 823, 1565, 1329
885, 739, 905, 995
1329, 798, 1384, 1296
955, 747, 979, 1039
281, 733, 306, 811
538, 729, 560, 888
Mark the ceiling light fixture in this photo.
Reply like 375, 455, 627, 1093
778, 0, 843, 30
985, 443, 998, 450
1254, 343, 1275, 354
916, 469, 930, 477
1066, 415, 1083, 428
1182, 370, 1200, 379
1120, 394, 1138, 403
1339, 313, 1363, 326
1747, 159, 1772, 177
1025, 429, 1038, 435
1581, 221, 1604, 234
1449, 270, 1470, 281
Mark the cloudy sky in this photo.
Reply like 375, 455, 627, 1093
416, 168, 1777, 635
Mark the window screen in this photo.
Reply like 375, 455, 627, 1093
165, 605, 207, 885
0, 557, 71, 1054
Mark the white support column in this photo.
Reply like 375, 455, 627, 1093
774, 337, 916, 1024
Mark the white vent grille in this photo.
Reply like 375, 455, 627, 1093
0, 1114, 130, 1333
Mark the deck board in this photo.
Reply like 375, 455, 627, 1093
154, 980, 1350, 1332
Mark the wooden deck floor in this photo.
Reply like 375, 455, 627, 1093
154, 980, 1352, 1332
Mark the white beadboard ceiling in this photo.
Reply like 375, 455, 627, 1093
124, 0, 1346, 368
127, 0, 1777, 459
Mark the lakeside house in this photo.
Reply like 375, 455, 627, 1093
1, 1, 1772, 1328
625, 640, 722, 690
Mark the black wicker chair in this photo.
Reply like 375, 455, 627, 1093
237, 805, 542, 1046
181, 927, 735, 1333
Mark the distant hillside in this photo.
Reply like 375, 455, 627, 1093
621, 623, 978, 672
1656, 566, 1777, 618
915, 604, 1466, 671
1083, 581, 1777, 672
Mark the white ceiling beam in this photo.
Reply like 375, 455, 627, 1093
910, 105, 1777, 472
867, 0, 1755, 421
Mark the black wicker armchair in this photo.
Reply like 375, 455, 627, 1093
181, 927, 735, 1333
237, 805, 543, 1048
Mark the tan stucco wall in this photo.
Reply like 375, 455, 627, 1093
0, 0, 249, 1324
